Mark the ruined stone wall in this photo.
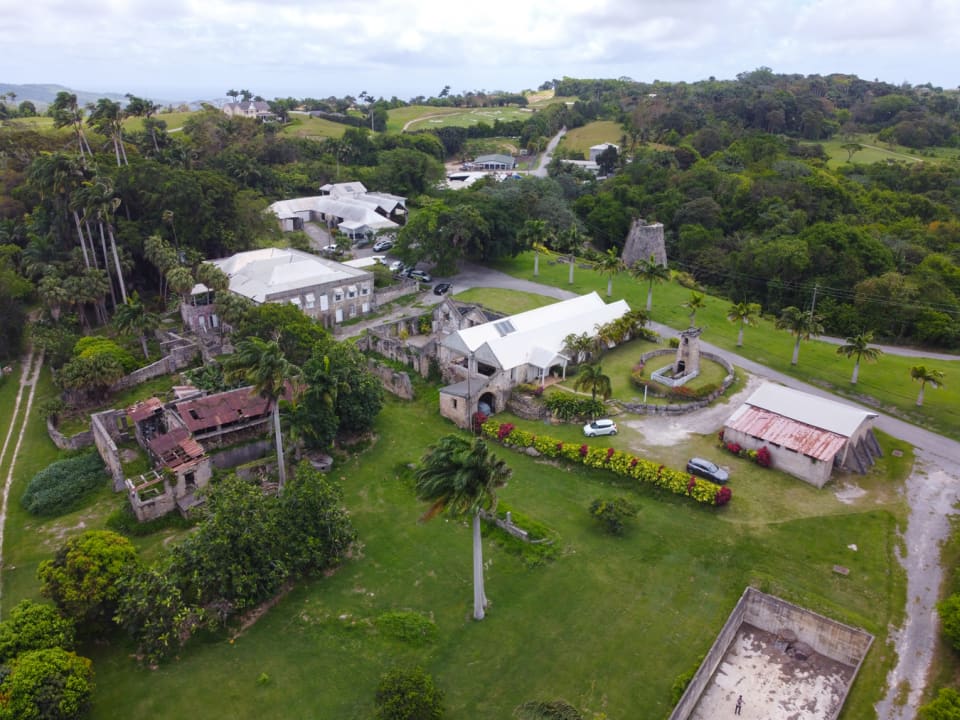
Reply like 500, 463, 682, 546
47, 418, 93, 451
366, 359, 415, 400
622, 219, 667, 268
91, 410, 128, 491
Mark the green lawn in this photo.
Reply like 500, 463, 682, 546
279, 114, 347, 140
393, 106, 535, 133
491, 251, 960, 441
557, 120, 624, 157
77, 392, 904, 719
452, 288, 556, 315
806, 133, 960, 168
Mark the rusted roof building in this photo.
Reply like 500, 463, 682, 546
723, 383, 880, 488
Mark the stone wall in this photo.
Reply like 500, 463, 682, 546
622, 219, 667, 268
365, 359, 415, 400
47, 418, 93, 451
109, 347, 197, 394
209, 439, 274, 470
356, 326, 435, 378
620, 350, 735, 416
91, 409, 129, 491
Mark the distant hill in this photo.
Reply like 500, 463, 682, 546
0, 83, 173, 111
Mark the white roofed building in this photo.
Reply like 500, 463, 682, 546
438, 292, 630, 428
722, 382, 881, 488
181, 247, 375, 332
269, 183, 406, 241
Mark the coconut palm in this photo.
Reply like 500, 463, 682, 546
518, 219, 554, 278
86, 98, 128, 166
775, 306, 824, 366
727, 301, 762, 347
630, 254, 669, 312
224, 338, 301, 490
563, 332, 593, 365
415, 435, 512, 621
50, 91, 93, 158
114, 292, 160, 360
836, 332, 883, 384
681, 292, 706, 328
573, 363, 612, 402
79, 176, 128, 303
595, 248, 626, 297
910, 365, 945, 407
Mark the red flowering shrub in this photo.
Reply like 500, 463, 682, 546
686, 477, 697, 494
556, 442, 564, 452
472, 411, 488, 433
725, 442, 742, 455
605, 447, 615, 462
579, 444, 589, 457
756, 446, 772, 468
714, 486, 732, 506
630, 458, 638, 468
534, 385, 544, 397
497, 423, 515, 441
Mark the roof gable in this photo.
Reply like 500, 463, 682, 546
736, 382, 877, 437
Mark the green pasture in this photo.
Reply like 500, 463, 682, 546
557, 120, 624, 157
280, 114, 348, 140
70, 391, 904, 719
452, 287, 555, 315
395, 105, 535, 133
491, 251, 960, 442
809, 133, 960, 168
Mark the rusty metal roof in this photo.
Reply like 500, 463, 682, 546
127, 397, 164, 424
174, 386, 272, 433
146, 426, 206, 468
725, 405, 847, 462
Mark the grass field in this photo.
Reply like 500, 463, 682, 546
557, 120, 624, 157
491, 251, 960, 442
280, 114, 348, 140
392, 105, 535, 133
808, 133, 960, 168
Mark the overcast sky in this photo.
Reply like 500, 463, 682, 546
3, 0, 958, 103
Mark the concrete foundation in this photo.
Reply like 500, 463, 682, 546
670, 588, 873, 720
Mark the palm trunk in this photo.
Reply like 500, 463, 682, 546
98, 223, 118, 308
568, 255, 574, 285
851, 361, 860, 384
737, 324, 745, 347
916, 384, 925, 407
646, 284, 653, 312
606, 277, 613, 297
791, 338, 801, 365
73, 211, 91, 268
472, 512, 486, 620
139, 334, 150, 360
533, 250, 539, 277
107, 223, 128, 303
273, 403, 287, 490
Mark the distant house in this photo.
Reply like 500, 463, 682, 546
438, 292, 630, 428
466, 154, 516, 170
182, 247, 375, 331
269, 182, 406, 240
589, 143, 619, 162
222, 100, 275, 121
722, 383, 881, 488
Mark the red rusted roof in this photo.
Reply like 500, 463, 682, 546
174, 386, 272, 433
146, 426, 206, 468
127, 397, 164, 424
725, 406, 847, 462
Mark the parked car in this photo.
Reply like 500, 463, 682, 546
321, 244, 343, 256
388, 260, 406, 274
372, 238, 394, 252
686, 457, 730, 484
583, 419, 618, 437
433, 282, 452, 295
407, 269, 432, 283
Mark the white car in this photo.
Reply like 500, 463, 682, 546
372, 238, 395, 252
583, 419, 618, 437
388, 260, 406, 274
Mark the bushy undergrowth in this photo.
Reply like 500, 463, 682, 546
485, 501, 559, 567
543, 391, 604, 421
106, 503, 195, 537
21, 451, 107, 516
375, 611, 438, 645
482, 420, 731, 507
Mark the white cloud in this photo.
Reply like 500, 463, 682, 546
3, 0, 958, 101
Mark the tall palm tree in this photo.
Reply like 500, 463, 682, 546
910, 365, 945, 407
79, 177, 128, 303
573, 363, 612, 402
415, 435, 512, 621
224, 338, 301, 490
114, 292, 160, 359
682, 292, 706, 327
630, 254, 669, 312
595, 248, 625, 297
87, 98, 128, 166
562, 332, 593, 366
50, 92, 93, 159
727, 301, 762, 347
518, 219, 554, 278
775, 306, 824, 365
836, 332, 883, 384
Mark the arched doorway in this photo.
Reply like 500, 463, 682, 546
478, 392, 496, 416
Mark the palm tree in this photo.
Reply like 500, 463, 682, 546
727, 301, 762, 347
80, 177, 128, 303
415, 435, 512, 621
910, 365, 945, 407
775, 306, 824, 365
114, 292, 160, 359
573, 363, 612, 402
87, 98, 128, 166
224, 338, 301, 490
518, 219, 553, 277
836, 332, 883, 384
562, 332, 593, 365
681, 292, 706, 327
594, 248, 626, 297
630, 254, 669, 312
50, 92, 93, 158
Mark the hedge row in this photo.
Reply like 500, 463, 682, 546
482, 420, 731, 507
21, 451, 107, 516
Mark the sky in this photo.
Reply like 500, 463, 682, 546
3, 0, 959, 103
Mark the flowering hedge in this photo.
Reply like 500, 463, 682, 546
719, 431, 772, 468
482, 420, 731, 507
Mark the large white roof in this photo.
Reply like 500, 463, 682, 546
443, 292, 630, 371
197, 248, 367, 303
729, 382, 877, 438
269, 196, 399, 231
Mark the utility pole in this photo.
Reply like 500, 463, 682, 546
810, 283, 819, 315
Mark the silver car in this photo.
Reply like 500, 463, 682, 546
583, 419, 618, 437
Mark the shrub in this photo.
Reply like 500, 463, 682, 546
543, 392, 603, 421
939, 593, 960, 651
756, 446, 772, 468
376, 611, 438, 645
589, 497, 638, 535
21, 452, 106, 516
497, 423, 515, 441
375, 666, 444, 720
